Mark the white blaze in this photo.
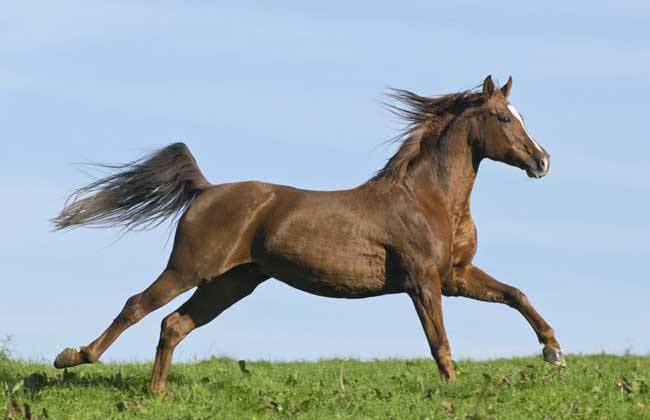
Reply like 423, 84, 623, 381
507, 104, 543, 153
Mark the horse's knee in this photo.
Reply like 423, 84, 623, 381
506, 287, 529, 308
158, 313, 192, 349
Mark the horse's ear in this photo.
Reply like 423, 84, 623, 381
482, 75, 495, 99
500, 76, 513, 98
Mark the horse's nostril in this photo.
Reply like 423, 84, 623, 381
538, 155, 549, 173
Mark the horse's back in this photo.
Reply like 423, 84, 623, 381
172, 181, 399, 296
170, 180, 346, 276
170, 180, 449, 297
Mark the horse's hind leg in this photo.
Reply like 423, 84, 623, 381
149, 265, 267, 394
54, 267, 198, 369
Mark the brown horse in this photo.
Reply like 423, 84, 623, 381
52, 75, 564, 394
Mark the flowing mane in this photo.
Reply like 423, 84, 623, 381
374, 88, 483, 182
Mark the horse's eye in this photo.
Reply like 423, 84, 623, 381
498, 115, 511, 123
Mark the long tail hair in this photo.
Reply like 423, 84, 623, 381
52, 143, 211, 231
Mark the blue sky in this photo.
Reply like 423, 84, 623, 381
1, 1, 648, 363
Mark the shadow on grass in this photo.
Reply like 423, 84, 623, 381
0, 370, 148, 395
1, 367, 223, 397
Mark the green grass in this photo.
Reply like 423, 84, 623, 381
1, 354, 648, 419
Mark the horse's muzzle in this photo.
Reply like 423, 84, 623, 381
526, 152, 550, 179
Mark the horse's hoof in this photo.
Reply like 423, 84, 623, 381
543, 346, 566, 367
54, 348, 82, 369
149, 384, 166, 396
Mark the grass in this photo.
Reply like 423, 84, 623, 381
1, 354, 648, 419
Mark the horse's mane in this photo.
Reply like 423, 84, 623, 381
374, 88, 483, 182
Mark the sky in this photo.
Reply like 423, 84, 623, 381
1, 1, 648, 364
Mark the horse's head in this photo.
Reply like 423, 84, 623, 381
474, 75, 549, 178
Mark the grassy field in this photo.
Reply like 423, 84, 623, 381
1, 352, 648, 419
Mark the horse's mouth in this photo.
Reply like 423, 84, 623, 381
526, 168, 547, 179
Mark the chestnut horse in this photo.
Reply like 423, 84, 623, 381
53, 75, 564, 394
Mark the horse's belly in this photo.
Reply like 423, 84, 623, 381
255, 248, 394, 298
255, 199, 399, 298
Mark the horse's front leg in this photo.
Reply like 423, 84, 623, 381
450, 265, 565, 366
407, 267, 456, 381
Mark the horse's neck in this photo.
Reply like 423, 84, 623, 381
407, 124, 478, 222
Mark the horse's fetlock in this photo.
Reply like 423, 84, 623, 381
541, 327, 557, 343
80, 346, 98, 363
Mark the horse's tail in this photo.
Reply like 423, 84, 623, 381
52, 142, 211, 231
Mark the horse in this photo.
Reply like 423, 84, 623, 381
52, 75, 564, 394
